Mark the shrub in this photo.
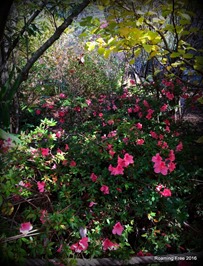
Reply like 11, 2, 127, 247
0, 78, 202, 264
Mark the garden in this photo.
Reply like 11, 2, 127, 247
0, 0, 203, 265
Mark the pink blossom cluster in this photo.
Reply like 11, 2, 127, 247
108, 153, 134, 175
70, 222, 123, 253
152, 150, 176, 175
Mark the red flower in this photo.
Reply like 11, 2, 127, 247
166, 91, 174, 100
137, 250, 144, 256
112, 222, 124, 235
36, 109, 41, 115
40, 148, 50, 157
70, 160, 76, 167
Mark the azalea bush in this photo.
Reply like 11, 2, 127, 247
0, 78, 203, 264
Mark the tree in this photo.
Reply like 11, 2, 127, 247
0, 0, 93, 131
85, 0, 203, 87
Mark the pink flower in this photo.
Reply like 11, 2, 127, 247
150, 131, 158, 139
136, 139, 144, 145
154, 161, 168, 175
109, 149, 116, 157
143, 100, 150, 108
134, 104, 140, 112
128, 107, 133, 114
102, 238, 119, 251
56, 131, 62, 138
57, 244, 63, 253
168, 161, 176, 172
59, 93, 66, 99
168, 150, 175, 161
70, 160, 76, 167
165, 126, 170, 133
40, 148, 49, 156
166, 91, 174, 100
135, 123, 142, 129
65, 144, 69, 151
152, 153, 162, 165
176, 142, 183, 152
107, 119, 114, 125
36, 109, 41, 115
70, 237, 89, 253
130, 79, 135, 85
57, 148, 63, 154
123, 153, 134, 166
160, 104, 168, 112
156, 184, 163, 192
89, 201, 97, 207
90, 173, 98, 182
40, 209, 48, 224
86, 99, 92, 106
137, 250, 145, 256
160, 188, 172, 197
117, 156, 126, 167
37, 181, 46, 193
108, 164, 124, 175
20, 222, 33, 234
100, 185, 109, 195
112, 222, 124, 235
146, 109, 154, 120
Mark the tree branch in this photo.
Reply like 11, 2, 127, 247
6, 0, 48, 61
171, 0, 179, 51
4, 0, 92, 100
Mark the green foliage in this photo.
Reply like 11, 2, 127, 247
84, 0, 203, 83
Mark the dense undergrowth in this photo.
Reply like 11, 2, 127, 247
0, 73, 203, 265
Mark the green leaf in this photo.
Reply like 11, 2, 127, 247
182, 53, 193, 59
170, 52, 180, 58
195, 136, 203, 143
143, 44, 152, 53
97, 47, 105, 55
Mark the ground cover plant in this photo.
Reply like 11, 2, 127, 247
0, 77, 203, 265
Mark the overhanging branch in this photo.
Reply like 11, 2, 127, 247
4, 0, 92, 100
